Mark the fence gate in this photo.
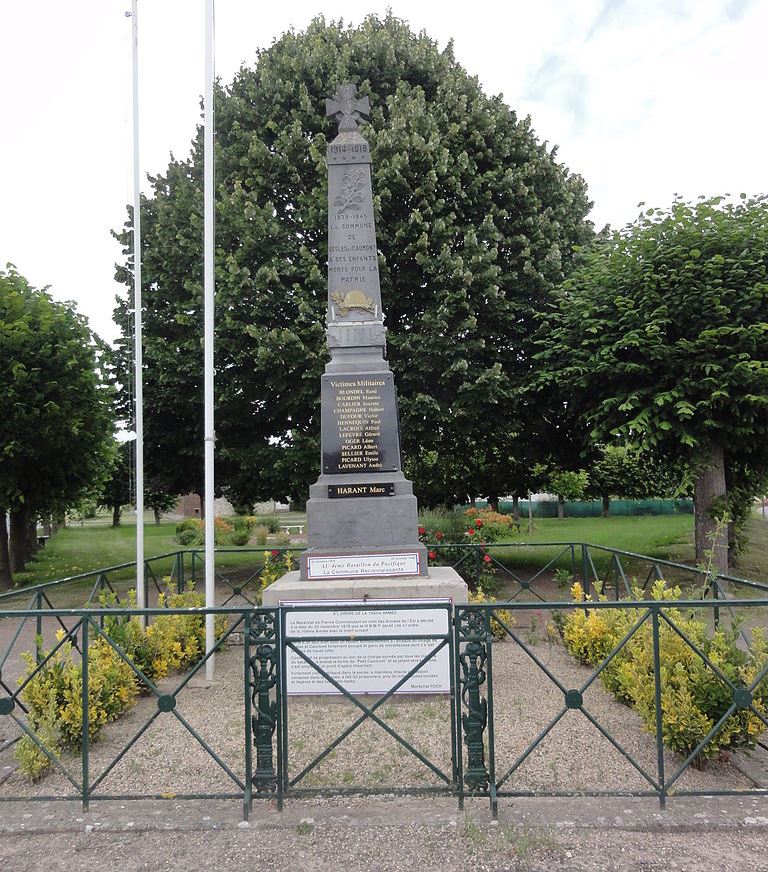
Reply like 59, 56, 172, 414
246, 602, 459, 809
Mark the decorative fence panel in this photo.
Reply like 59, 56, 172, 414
0, 545, 767, 820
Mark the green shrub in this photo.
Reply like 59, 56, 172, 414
254, 514, 281, 533
272, 530, 291, 547
17, 629, 138, 764
468, 588, 515, 641
253, 524, 269, 546
562, 580, 768, 761
175, 518, 200, 535
418, 508, 467, 544
177, 529, 199, 546
14, 689, 63, 781
463, 507, 517, 543
15, 585, 231, 782
258, 550, 295, 598
230, 529, 250, 547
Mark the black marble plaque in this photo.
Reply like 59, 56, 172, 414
321, 373, 401, 475
328, 483, 395, 498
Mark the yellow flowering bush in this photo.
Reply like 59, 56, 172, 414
468, 588, 515, 641
562, 580, 768, 761
15, 583, 230, 781
258, 550, 294, 598
15, 629, 139, 779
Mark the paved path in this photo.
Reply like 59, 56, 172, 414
1, 795, 768, 871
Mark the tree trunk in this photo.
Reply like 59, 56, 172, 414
9, 505, 30, 572
153, 507, 161, 525
112, 503, 122, 527
27, 521, 39, 557
693, 443, 728, 576
512, 496, 520, 524
602, 494, 611, 517
0, 509, 12, 589
487, 494, 499, 512
557, 496, 565, 519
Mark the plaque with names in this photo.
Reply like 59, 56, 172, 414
321, 372, 401, 474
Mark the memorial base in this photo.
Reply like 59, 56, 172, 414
261, 566, 468, 607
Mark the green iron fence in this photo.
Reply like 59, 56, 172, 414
0, 544, 767, 820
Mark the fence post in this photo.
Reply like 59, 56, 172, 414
81, 618, 90, 811
581, 544, 590, 597
178, 551, 185, 594
243, 610, 253, 820
651, 606, 666, 808
35, 591, 43, 664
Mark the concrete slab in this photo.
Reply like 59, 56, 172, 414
261, 566, 468, 606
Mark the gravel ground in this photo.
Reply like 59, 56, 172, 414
2, 795, 768, 872
0, 632, 750, 800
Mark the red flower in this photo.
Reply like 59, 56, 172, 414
467, 528, 475, 536
475, 519, 484, 528
418, 526, 426, 536
435, 530, 444, 540
271, 549, 280, 557
428, 550, 436, 560
483, 554, 492, 564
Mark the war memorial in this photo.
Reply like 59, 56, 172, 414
263, 85, 466, 612
261, 85, 466, 694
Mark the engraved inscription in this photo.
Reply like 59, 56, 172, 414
321, 374, 401, 474
328, 483, 395, 498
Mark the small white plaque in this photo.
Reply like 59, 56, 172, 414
283, 599, 450, 694
306, 552, 420, 579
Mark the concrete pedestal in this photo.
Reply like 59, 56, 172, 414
261, 566, 468, 606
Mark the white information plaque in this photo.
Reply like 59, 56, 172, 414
305, 552, 420, 579
283, 599, 450, 695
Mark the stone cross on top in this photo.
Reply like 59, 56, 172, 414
325, 83, 370, 134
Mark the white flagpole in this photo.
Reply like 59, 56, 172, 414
131, 0, 145, 610
204, 0, 216, 680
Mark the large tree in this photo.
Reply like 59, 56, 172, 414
535, 196, 768, 571
113, 14, 593, 508
585, 444, 684, 517
0, 266, 114, 585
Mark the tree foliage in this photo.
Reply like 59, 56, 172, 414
0, 266, 114, 582
586, 444, 684, 515
535, 196, 768, 564
113, 14, 593, 507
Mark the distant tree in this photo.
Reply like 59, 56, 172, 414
586, 444, 684, 516
98, 441, 131, 527
112, 13, 593, 510
535, 196, 768, 570
548, 469, 589, 519
145, 486, 177, 525
0, 266, 114, 584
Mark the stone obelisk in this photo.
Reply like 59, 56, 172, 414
298, 83, 428, 581
263, 84, 466, 606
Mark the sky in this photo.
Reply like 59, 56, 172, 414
0, 0, 765, 343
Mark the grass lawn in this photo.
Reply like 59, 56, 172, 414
511, 514, 693, 556
476, 513, 694, 578
9, 510, 767, 600
7, 511, 307, 596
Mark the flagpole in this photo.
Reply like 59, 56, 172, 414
204, 0, 216, 680
131, 0, 145, 610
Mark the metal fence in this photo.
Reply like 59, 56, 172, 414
0, 544, 766, 820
